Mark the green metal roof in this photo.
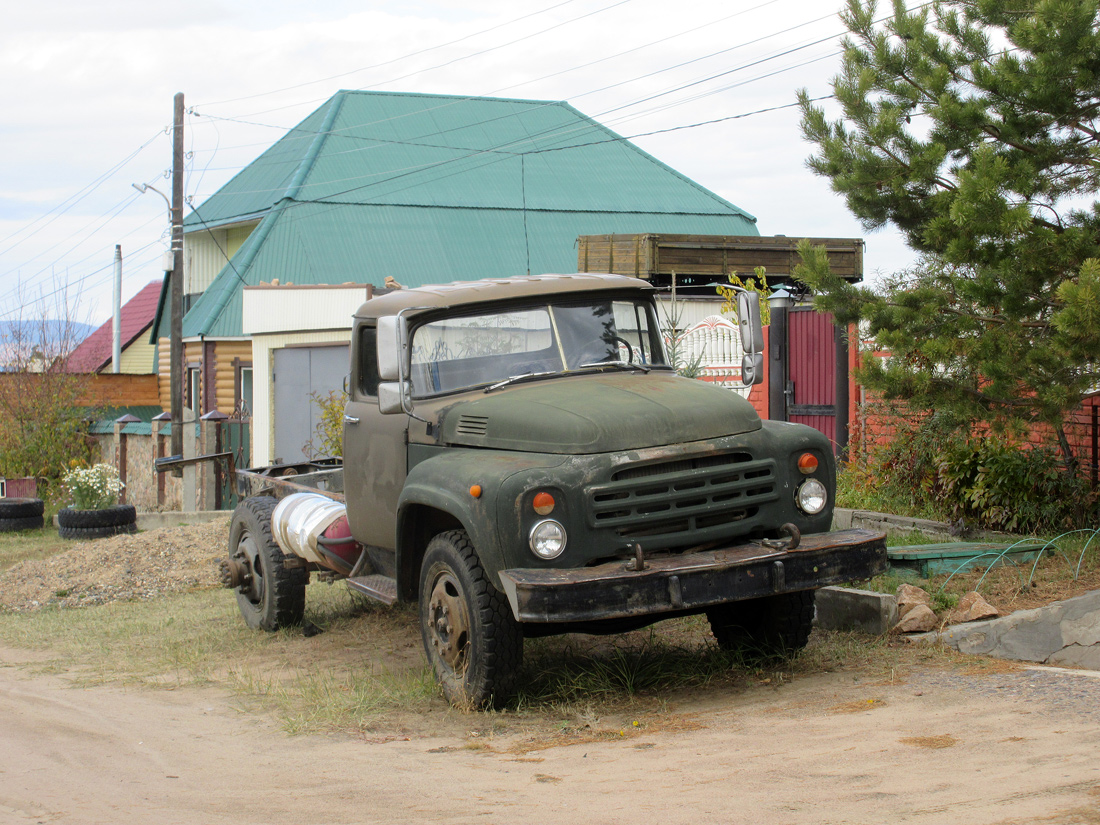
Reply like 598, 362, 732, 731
182, 90, 758, 338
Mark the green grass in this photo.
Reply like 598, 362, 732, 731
0, 524, 68, 572
0, 577, 942, 737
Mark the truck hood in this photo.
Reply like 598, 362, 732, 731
437, 371, 761, 454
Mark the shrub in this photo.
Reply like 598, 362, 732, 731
62, 463, 123, 510
303, 390, 347, 459
842, 406, 1094, 533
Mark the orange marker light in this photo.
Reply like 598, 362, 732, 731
797, 453, 819, 475
532, 491, 555, 515
470, 485, 482, 499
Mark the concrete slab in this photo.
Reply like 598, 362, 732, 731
815, 586, 897, 635
917, 590, 1100, 670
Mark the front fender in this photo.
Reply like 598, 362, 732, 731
397, 448, 567, 587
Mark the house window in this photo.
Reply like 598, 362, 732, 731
233, 358, 254, 419
186, 366, 201, 415
239, 367, 253, 417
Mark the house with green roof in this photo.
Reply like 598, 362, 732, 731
158, 89, 758, 418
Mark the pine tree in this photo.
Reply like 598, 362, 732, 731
797, 0, 1100, 470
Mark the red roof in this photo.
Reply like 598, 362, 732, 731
66, 280, 162, 373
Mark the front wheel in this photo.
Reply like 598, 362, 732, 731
227, 496, 308, 631
706, 590, 816, 660
419, 530, 522, 708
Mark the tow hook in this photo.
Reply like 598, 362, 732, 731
219, 558, 250, 589
624, 543, 646, 572
758, 523, 801, 551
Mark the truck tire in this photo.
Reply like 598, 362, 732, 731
706, 590, 816, 659
0, 515, 45, 532
0, 498, 44, 519
58, 522, 137, 540
57, 505, 136, 529
419, 530, 523, 708
228, 496, 308, 631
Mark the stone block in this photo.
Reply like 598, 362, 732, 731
815, 586, 897, 635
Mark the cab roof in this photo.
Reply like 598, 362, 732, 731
354, 273, 654, 319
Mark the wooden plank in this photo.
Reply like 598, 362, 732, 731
576, 233, 864, 282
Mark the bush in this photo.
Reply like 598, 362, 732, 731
841, 407, 1094, 534
62, 463, 123, 510
303, 390, 347, 459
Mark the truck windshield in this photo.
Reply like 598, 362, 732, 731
409, 298, 668, 396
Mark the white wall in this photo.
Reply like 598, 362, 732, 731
242, 284, 370, 466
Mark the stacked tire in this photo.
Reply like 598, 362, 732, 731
57, 504, 138, 540
0, 498, 45, 533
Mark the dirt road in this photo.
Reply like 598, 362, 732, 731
2, 650, 1098, 825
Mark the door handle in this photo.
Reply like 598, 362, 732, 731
343, 415, 360, 425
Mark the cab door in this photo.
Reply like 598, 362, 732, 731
343, 322, 408, 549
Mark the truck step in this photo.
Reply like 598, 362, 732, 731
346, 574, 398, 605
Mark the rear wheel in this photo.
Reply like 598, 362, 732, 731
226, 496, 308, 631
706, 590, 816, 659
419, 530, 522, 708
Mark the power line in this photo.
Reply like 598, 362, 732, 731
196, 0, 586, 109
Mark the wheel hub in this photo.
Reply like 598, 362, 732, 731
427, 573, 470, 673
232, 534, 264, 603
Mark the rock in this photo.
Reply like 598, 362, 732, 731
949, 591, 999, 624
896, 583, 932, 619
892, 603, 939, 634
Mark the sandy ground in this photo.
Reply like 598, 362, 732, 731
2, 648, 1099, 825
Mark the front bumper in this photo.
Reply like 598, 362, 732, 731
497, 528, 887, 623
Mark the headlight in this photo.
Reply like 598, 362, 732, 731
529, 520, 567, 559
796, 478, 827, 515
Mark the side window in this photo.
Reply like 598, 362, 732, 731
357, 325, 380, 398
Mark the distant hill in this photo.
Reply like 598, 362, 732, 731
0, 320, 97, 348
0, 320, 98, 368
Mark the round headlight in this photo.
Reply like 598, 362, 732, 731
529, 520, 567, 559
796, 478, 827, 515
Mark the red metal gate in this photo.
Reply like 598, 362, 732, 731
787, 308, 837, 445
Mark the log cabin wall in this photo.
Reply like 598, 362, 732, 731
157, 338, 252, 415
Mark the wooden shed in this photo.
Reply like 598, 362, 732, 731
576, 233, 864, 289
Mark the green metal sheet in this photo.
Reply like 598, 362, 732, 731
887, 542, 1045, 577
181, 90, 759, 337
183, 203, 756, 337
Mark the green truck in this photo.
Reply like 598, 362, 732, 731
222, 273, 886, 706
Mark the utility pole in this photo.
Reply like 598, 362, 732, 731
112, 245, 122, 373
170, 92, 185, 459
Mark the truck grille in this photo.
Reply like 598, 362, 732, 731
587, 451, 778, 548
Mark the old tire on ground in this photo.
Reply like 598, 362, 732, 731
57, 504, 137, 530
0, 498, 44, 519
0, 515, 45, 532
58, 522, 138, 540
228, 495, 308, 631
706, 590, 817, 659
419, 530, 523, 708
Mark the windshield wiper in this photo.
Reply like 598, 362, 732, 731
576, 360, 650, 373
484, 370, 560, 393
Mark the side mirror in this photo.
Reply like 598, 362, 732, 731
377, 382, 406, 415
736, 291, 764, 356
741, 353, 764, 386
376, 315, 403, 382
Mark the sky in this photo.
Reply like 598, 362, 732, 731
0, 0, 918, 328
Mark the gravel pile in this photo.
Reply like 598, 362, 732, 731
0, 519, 231, 612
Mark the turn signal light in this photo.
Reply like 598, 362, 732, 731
532, 491, 555, 515
797, 453, 819, 475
